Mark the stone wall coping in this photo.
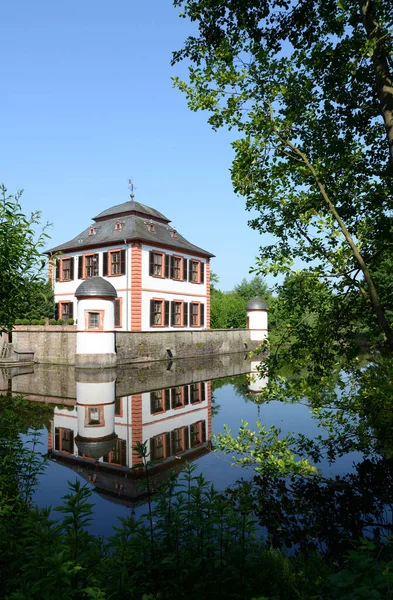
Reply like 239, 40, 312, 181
13, 325, 77, 332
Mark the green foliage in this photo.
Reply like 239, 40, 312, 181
0, 185, 51, 333
49, 319, 57, 325
66, 318, 75, 325
13, 279, 54, 323
173, 0, 393, 345
210, 275, 271, 329
234, 275, 271, 303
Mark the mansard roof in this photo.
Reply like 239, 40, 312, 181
47, 200, 215, 257
93, 200, 170, 223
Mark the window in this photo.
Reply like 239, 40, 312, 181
190, 383, 200, 404
191, 260, 199, 282
114, 221, 123, 231
174, 429, 183, 453
171, 387, 184, 409
102, 250, 125, 277
60, 257, 74, 281
86, 310, 104, 330
87, 407, 103, 426
85, 254, 99, 278
191, 303, 199, 326
55, 428, 74, 453
88, 227, 96, 236
60, 302, 73, 320
172, 256, 182, 280
151, 390, 164, 413
111, 251, 121, 275
154, 301, 162, 325
190, 423, 202, 447
190, 303, 205, 328
153, 252, 162, 276
150, 435, 165, 460
171, 300, 183, 327
150, 299, 169, 327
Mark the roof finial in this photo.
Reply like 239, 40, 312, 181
128, 178, 136, 200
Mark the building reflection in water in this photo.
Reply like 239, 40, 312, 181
247, 359, 268, 395
48, 369, 212, 505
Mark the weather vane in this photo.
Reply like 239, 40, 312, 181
128, 178, 136, 200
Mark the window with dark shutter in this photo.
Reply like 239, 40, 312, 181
184, 426, 189, 450
188, 260, 193, 282
78, 256, 83, 279
200, 304, 205, 327
201, 382, 206, 403
54, 303, 59, 320
164, 301, 170, 326
170, 256, 174, 279
165, 254, 170, 278
103, 252, 108, 276
183, 302, 188, 327
120, 249, 126, 275
149, 251, 154, 276
183, 258, 188, 281
200, 262, 204, 284
69, 302, 74, 319
184, 385, 189, 405
114, 299, 121, 327
94, 254, 99, 276
201, 421, 206, 442
165, 389, 170, 411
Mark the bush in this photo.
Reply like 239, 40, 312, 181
21, 319, 30, 325
14, 319, 23, 325
39, 319, 46, 326
48, 319, 57, 325
30, 319, 40, 325
56, 319, 64, 325
66, 318, 74, 325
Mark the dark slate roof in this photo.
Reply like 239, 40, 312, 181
93, 200, 170, 223
245, 297, 269, 310
47, 212, 215, 257
75, 434, 118, 460
75, 277, 117, 298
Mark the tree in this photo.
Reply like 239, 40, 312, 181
172, 0, 393, 347
234, 275, 271, 302
0, 185, 50, 332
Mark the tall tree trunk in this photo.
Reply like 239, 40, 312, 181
359, 0, 393, 171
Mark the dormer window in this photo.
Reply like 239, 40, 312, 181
171, 229, 178, 238
148, 222, 156, 233
114, 220, 123, 231
88, 227, 96, 236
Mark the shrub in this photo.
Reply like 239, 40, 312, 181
57, 319, 64, 325
49, 319, 57, 325
30, 319, 40, 325
39, 319, 46, 325
14, 319, 23, 325
21, 319, 30, 325
66, 318, 74, 325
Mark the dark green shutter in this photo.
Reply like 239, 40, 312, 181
171, 301, 175, 326
70, 258, 74, 280
184, 385, 189, 405
200, 262, 204, 284
69, 303, 74, 319
183, 302, 188, 327
78, 256, 83, 279
114, 299, 120, 327
200, 304, 205, 327
184, 426, 189, 450
149, 251, 154, 276
202, 421, 206, 443
120, 249, 126, 275
170, 256, 174, 279
150, 392, 156, 414
165, 389, 170, 410
165, 433, 171, 458
54, 303, 59, 320
171, 388, 176, 409
103, 252, 108, 276
189, 260, 193, 281
201, 382, 206, 403
165, 301, 170, 326
183, 258, 187, 280
165, 254, 170, 278
150, 300, 154, 327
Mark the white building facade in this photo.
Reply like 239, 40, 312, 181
47, 199, 214, 331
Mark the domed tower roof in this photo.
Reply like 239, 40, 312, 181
75, 433, 118, 460
245, 297, 268, 310
75, 276, 117, 298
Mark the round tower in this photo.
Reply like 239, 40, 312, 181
75, 276, 117, 368
246, 297, 268, 342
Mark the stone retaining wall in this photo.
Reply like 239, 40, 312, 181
12, 326, 259, 366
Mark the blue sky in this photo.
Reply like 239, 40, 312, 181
1, 0, 269, 291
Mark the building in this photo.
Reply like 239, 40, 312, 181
47, 198, 214, 331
